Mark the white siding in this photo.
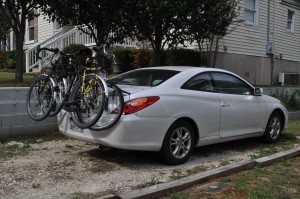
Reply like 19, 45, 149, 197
37, 15, 55, 43
219, 0, 300, 62
219, 0, 269, 57
23, 13, 54, 49
272, 0, 300, 62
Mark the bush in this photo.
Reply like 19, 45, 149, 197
0, 50, 25, 70
272, 90, 300, 111
164, 49, 201, 66
109, 48, 134, 72
63, 44, 86, 54
130, 49, 152, 69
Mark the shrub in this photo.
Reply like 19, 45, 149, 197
109, 48, 134, 72
63, 44, 86, 54
164, 49, 201, 66
130, 49, 152, 69
272, 90, 300, 111
0, 50, 25, 70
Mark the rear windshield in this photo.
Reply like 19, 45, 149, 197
108, 69, 180, 86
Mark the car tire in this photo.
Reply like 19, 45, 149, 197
159, 120, 195, 165
263, 112, 282, 143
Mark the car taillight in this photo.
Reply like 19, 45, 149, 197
122, 96, 160, 115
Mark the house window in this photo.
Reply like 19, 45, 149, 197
287, 10, 295, 32
28, 18, 35, 41
25, 10, 37, 44
244, 0, 258, 25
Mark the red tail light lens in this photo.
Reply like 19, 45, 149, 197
122, 96, 160, 115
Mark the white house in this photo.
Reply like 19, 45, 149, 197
211, 0, 300, 85
7, 1, 300, 85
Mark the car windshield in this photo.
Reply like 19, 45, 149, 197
108, 69, 180, 86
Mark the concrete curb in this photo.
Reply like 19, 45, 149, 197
99, 146, 300, 199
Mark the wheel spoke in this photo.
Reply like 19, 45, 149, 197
170, 127, 192, 159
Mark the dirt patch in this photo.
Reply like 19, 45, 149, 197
0, 136, 263, 199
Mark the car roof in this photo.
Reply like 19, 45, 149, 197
139, 66, 228, 73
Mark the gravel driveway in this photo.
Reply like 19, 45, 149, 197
0, 135, 263, 199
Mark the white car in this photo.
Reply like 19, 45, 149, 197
58, 66, 288, 165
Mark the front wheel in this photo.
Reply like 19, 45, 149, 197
262, 112, 282, 143
159, 120, 195, 165
26, 75, 55, 121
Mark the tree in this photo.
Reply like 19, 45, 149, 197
40, 0, 125, 46
186, 0, 239, 67
0, 8, 10, 51
122, 0, 189, 66
0, 0, 42, 82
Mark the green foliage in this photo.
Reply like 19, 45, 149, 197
272, 90, 300, 111
164, 49, 201, 66
122, 0, 190, 65
40, 0, 125, 45
109, 48, 134, 72
0, 0, 46, 83
130, 49, 152, 69
0, 71, 34, 87
108, 48, 202, 71
63, 44, 86, 54
0, 50, 26, 70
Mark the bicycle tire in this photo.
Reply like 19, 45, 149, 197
48, 77, 67, 117
26, 75, 55, 121
69, 75, 105, 129
89, 83, 124, 131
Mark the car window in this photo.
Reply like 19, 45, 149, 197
182, 72, 215, 92
108, 69, 180, 86
211, 72, 253, 95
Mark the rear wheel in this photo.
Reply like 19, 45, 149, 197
69, 76, 105, 129
89, 83, 124, 131
159, 120, 195, 165
26, 75, 54, 121
263, 112, 282, 143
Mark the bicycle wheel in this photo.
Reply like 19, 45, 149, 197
89, 83, 124, 131
49, 77, 67, 117
69, 75, 105, 129
26, 75, 55, 121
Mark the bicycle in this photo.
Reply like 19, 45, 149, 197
26, 47, 106, 129
85, 45, 125, 131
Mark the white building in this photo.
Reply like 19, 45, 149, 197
212, 0, 300, 85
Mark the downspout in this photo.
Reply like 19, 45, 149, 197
267, 0, 270, 43
267, 0, 274, 85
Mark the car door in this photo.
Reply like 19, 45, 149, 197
211, 72, 267, 138
181, 72, 220, 139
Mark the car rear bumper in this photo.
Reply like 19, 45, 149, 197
58, 110, 175, 151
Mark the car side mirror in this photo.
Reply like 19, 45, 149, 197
254, 88, 263, 96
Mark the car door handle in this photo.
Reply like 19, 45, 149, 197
220, 103, 230, 107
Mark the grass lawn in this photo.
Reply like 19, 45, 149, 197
163, 119, 300, 199
0, 70, 35, 87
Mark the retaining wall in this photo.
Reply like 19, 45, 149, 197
0, 87, 58, 138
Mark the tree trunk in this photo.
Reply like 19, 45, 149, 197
212, 36, 220, 68
15, 34, 24, 83
154, 50, 161, 66
197, 40, 203, 66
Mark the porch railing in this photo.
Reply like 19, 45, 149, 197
25, 26, 137, 73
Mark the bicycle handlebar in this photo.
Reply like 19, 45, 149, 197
36, 47, 76, 60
